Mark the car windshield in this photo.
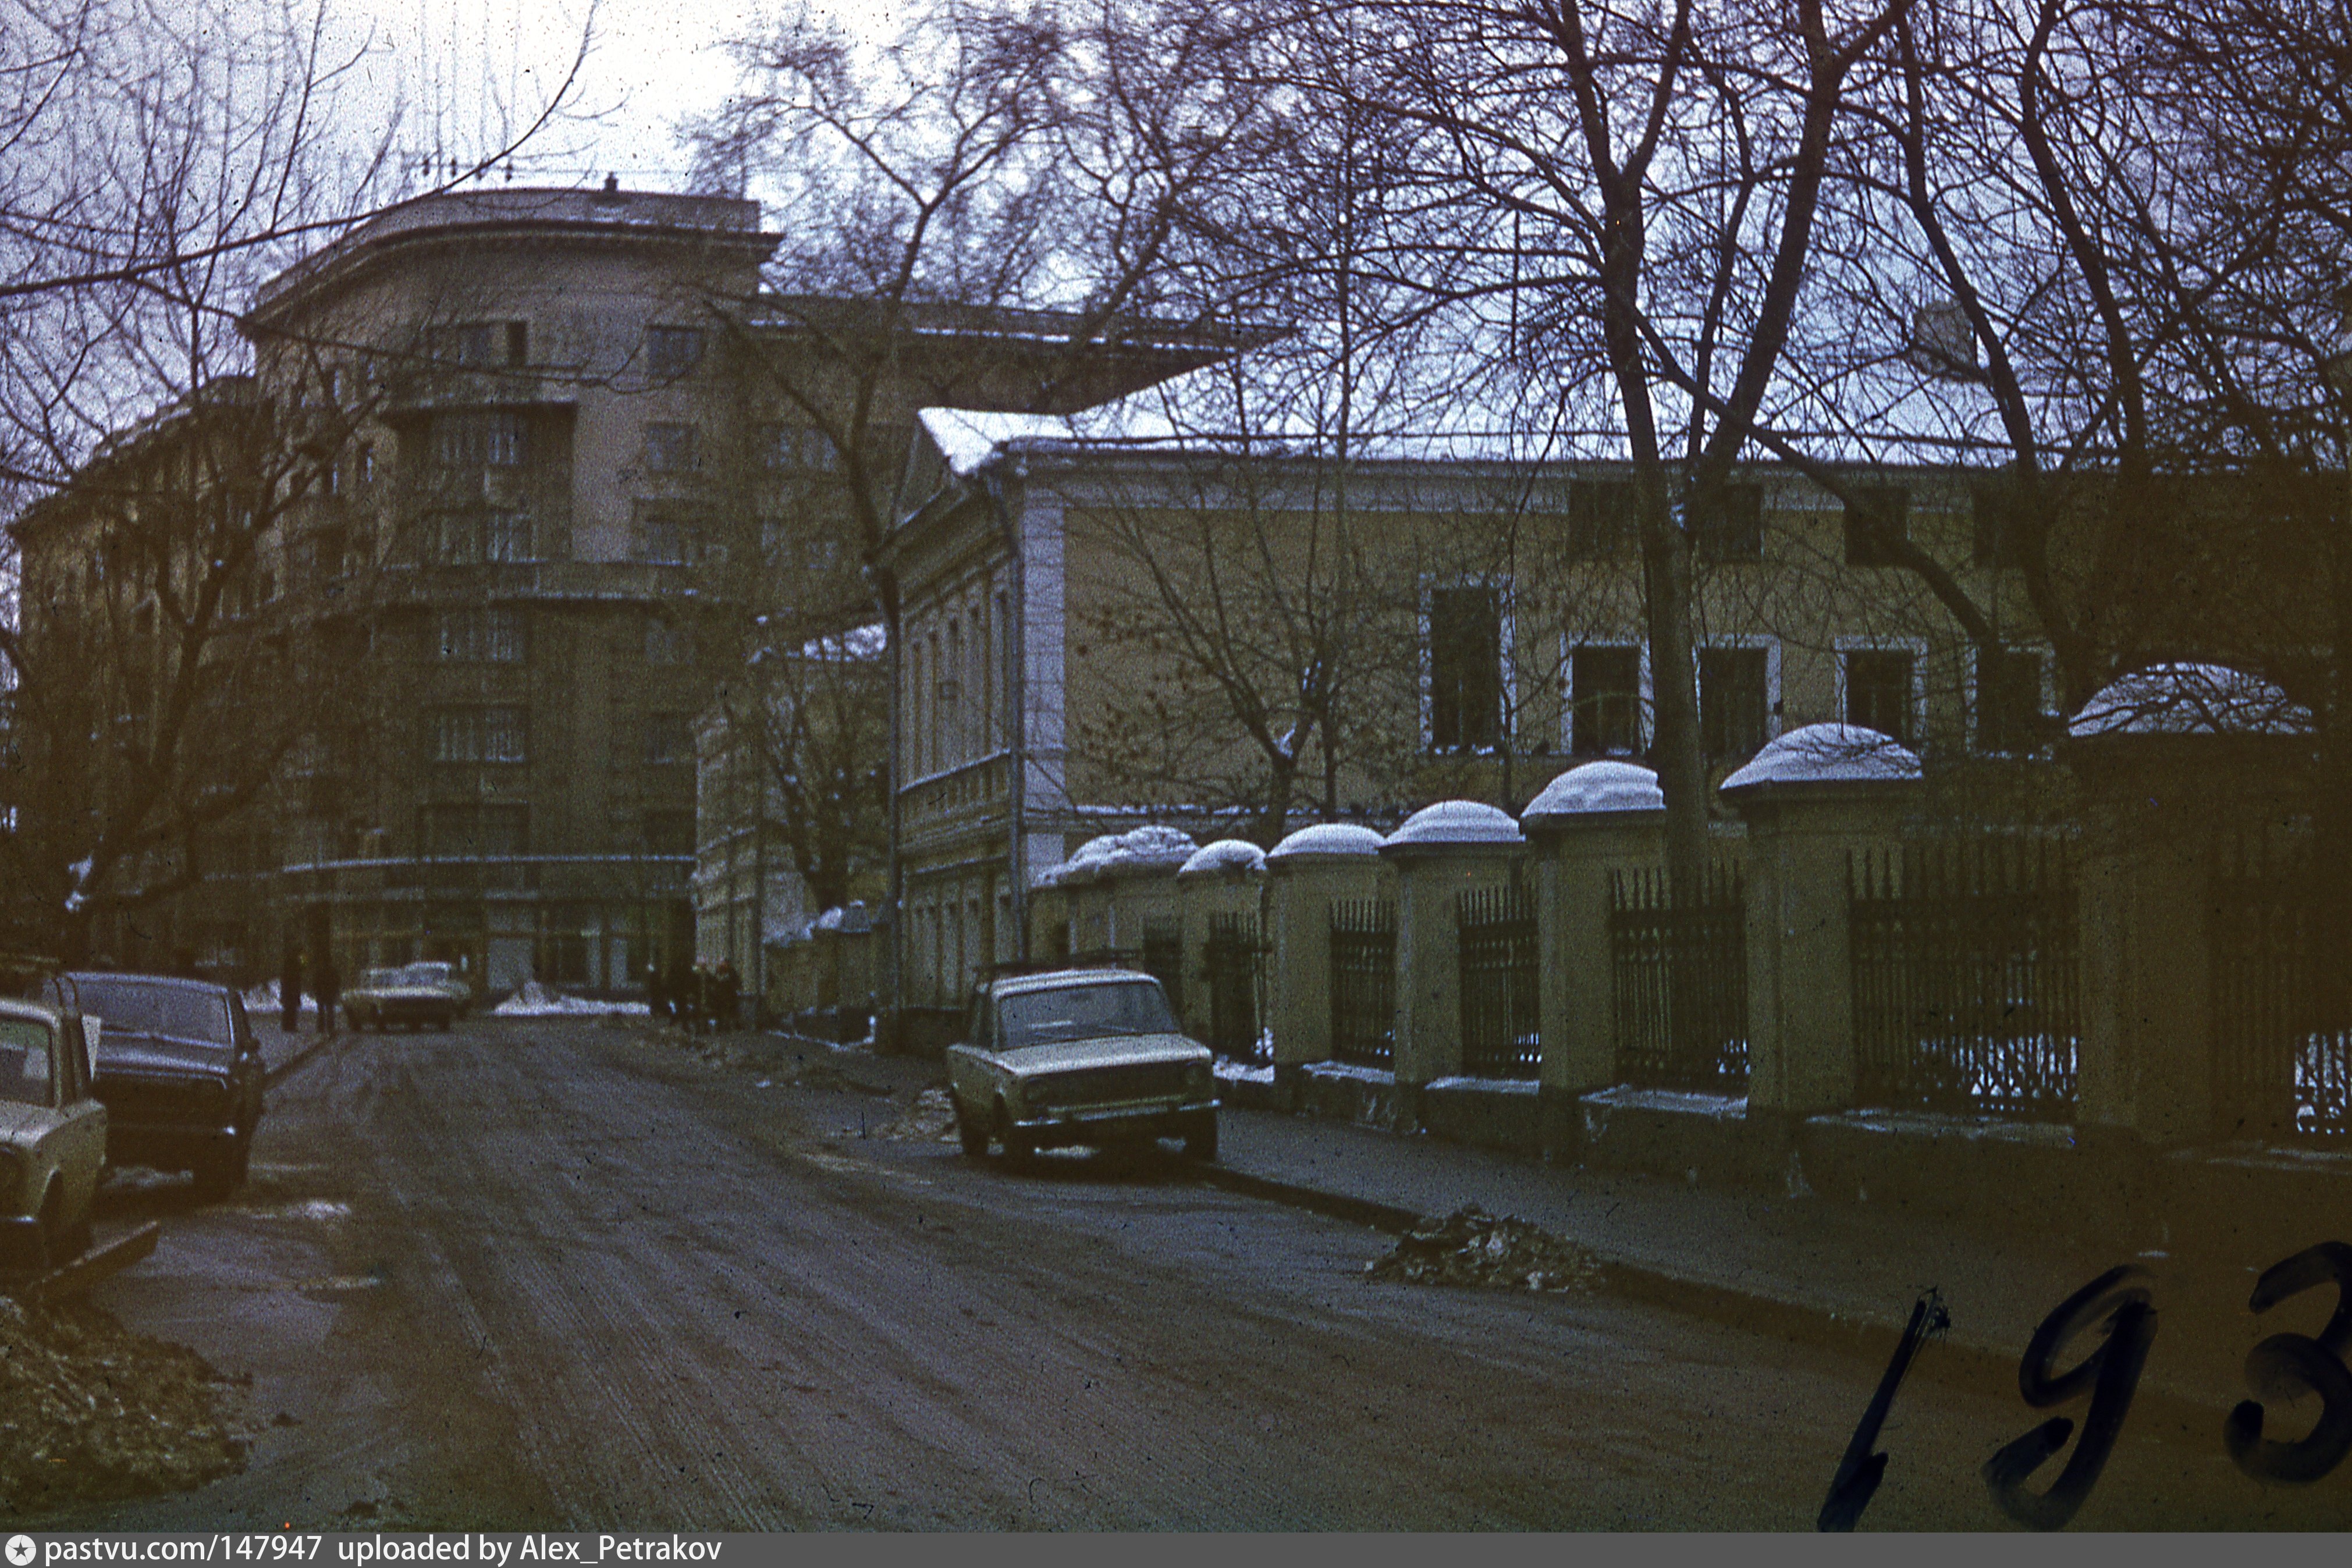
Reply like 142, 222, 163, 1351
997, 981, 1177, 1048
0, 1019, 53, 1107
396, 964, 452, 987
70, 979, 231, 1047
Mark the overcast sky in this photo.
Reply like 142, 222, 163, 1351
331, 0, 901, 196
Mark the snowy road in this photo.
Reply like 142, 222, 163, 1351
45, 1017, 2352, 1530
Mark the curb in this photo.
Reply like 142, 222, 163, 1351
264, 1032, 339, 1089
1203, 1160, 2236, 1436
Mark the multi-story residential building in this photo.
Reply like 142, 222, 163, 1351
15, 183, 1231, 993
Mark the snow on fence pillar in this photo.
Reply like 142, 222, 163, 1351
1264, 824, 1389, 1093
1722, 725, 1921, 1119
1380, 802, 1527, 1115
2063, 664, 2318, 1146
1176, 841, 1267, 1047
1522, 763, 1668, 1125
1038, 827, 1196, 963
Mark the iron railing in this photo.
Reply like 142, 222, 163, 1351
1329, 898, 1397, 1070
1608, 863, 1749, 1093
1141, 921, 1184, 1020
2211, 826, 2352, 1139
1848, 834, 2077, 1120
1457, 884, 1540, 1078
1203, 911, 1267, 1062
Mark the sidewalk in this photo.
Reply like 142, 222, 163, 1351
1202, 1105, 2262, 1425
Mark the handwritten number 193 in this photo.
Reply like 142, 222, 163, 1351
1982, 1265, 2158, 1531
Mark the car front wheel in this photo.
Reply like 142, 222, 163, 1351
191, 1136, 251, 1201
994, 1102, 1033, 1167
1182, 1112, 1218, 1163
953, 1094, 989, 1160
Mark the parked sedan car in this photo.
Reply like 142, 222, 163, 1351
946, 968, 1218, 1163
343, 965, 460, 1031
69, 972, 265, 1197
0, 994, 106, 1270
399, 961, 474, 1017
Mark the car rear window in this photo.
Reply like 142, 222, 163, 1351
0, 1019, 54, 1107
70, 980, 232, 1047
998, 982, 1177, 1048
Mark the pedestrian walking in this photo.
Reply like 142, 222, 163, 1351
318, 955, 342, 1037
713, 961, 739, 1034
645, 961, 668, 1024
665, 953, 692, 1029
279, 943, 303, 1033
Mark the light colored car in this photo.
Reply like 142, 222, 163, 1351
396, 961, 474, 1016
946, 968, 1218, 1163
0, 994, 107, 1270
343, 966, 460, 1031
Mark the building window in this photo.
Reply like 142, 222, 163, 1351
1842, 649, 1917, 744
1568, 479, 1636, 560
1700, 646, 1771, 762
432, 706, 528, 763
645, 711, 694, 765
429, 411, 524, 468
1568, 645, 1643, 755
635, 506, 696, 566
358, 443, 376, 485
762, 424, 840, 472
646, 620, 695, 666
1971, 478, 2025, 568
644, 326, 705, 380
1693, 483, 1764, 562
427, 511, 531, 565
483, 510, 531, 563
1843, 485, 1910, 566
439, 609, 526, 663
1428, 585, 1504, 753
1974, 647, 2048, 755
643, 423, 699, 475
434, 321, 526, 368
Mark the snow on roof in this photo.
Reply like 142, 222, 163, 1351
1038, 824, 1198, 886
1720, 724, 1923, 791
1178, 839, 1267, 879
1522, 761, 1666, 824
920, 400, 1198, 478
2067, 662, 2314, 738
1383, 799, 1525, 850
1266, 822, 1387, 861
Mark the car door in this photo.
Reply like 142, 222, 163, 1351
51, 1015, 107, 1224
228, 993, 266, 1132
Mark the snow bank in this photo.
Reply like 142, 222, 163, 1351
242, 981, 316, 1016
2068, 662, 2313, 738
1266, 823, 1386, 861
1719, 723, 1921, 790
1521, 760, 1665, 824
1383, 799, 1524, 849
1038, 824, 1199, 887
1178, 839, 1267, 879
491, 982, 648, 1018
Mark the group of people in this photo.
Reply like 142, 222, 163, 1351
278, 947, 340, 1035
647, 957, 740, 1033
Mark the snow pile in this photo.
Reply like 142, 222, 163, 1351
1178, 840, 1267, 879
1038, 824, 1199, 887
1382, 800, 1524, 849
1719, 723, 1922, 790
491, 982, 648, 1018
1214, 1058, 1276, 1085
0, 1297, 245, 1516
241, 982, 316, 1016
1522, 760, 1665, 823
1366, 1206, 1603, 1294
2068, 662, 2314, 738
1266, 822, 1385, 861
878, 1086, 963, 1143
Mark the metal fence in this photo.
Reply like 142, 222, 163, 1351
1204, 911, 1267, 1062
1329, 898, 1397, 1070
2211, 826, 2352, 1139
1608, 863, 1749, 1093
1457, 884, 1541, 1078
1848, 834, 2078, 1120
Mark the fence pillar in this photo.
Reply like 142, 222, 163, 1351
1522, 764, 1668, 1142
1722, 725, 1921, 1121
1264, 825, 1388, 1093
1176, 841, 1268, 1051
2065, 668, 2319, 1146
1380, 802, 1527, 1118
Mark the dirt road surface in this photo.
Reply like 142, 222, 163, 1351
39, 1018, 2352, 1530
